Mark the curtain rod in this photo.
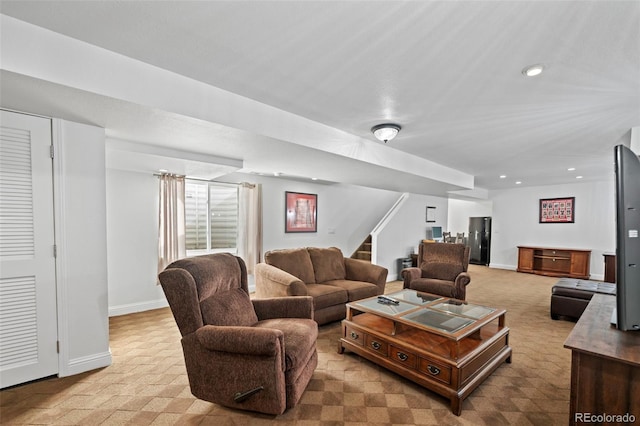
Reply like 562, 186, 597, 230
153, 173, 249, 186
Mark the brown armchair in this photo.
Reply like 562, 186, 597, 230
158, 253, 318, 415
401, 243, 471, 300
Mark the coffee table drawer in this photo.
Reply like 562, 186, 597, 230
418, 357, 452, 385
364, 334, 388, 357
344, 325, 364, 346
390, 345, 417, 369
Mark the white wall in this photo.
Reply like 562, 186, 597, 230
105, 169, 404, 315
447, 199, 493, 237
489, 179, 616, 280
105, 164, 616, 315
106, 169, 166, 316
375, 194, 449, 280
54, 119, 111, 376
236, 174, 400, 255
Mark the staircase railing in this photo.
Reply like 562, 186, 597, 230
369, 193, 409, 264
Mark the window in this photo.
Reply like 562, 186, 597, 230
185, 180, 238, 254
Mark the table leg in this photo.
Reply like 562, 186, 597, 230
451, 396, 462, 416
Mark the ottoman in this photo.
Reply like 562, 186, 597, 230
550, 278, 616, 321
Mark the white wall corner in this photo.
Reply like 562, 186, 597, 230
631, 126, 640, 156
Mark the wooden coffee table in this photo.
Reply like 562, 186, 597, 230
338, 289, 511, 415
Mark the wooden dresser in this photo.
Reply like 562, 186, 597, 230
517, 246, 590, 279
564, 294, 640, 425
603, 253, 616, 283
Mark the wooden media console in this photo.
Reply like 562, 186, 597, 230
517, 246, 591, 279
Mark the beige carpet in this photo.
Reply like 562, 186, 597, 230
1, 265, 575, 425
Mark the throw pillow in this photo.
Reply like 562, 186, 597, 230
200, 288, 258, 326
308, 247, 346, 283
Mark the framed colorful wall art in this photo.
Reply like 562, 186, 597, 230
285, 191, 317, 232
539, 197, 575, 223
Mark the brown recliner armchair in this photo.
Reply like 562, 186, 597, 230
158, 253, 318, 415
401, 243, 471, 300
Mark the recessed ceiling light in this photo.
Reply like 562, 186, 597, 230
515, 181, 522, 185
499, 175, 507, 179
568, 167, 576, 171
522, 64, 545, 77
273, 172, 282, 177
311, 177, 318, 181
576, 176, 583, 179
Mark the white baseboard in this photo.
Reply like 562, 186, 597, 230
487, 263, 516, 271
60, 350, 112, 377
109, 298, 169, 317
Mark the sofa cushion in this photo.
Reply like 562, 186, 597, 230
308, 247, 346, 283
324, 279, 378, 302
420, 262, 464, 281
265, 248, 316, 284
200, 288, 258, 326
305, 284, 348, 310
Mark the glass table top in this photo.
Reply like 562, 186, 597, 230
354, 297, 417, 315
430, 300, 496, 320
403, 309, 475, 333
350, 289, 498, 334
386, 290, 443, 305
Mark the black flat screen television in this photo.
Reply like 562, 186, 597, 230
614, 144, 640, 331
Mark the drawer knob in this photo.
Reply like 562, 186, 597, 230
371, 341, 381, 350
427, 365, 441, 376
397, 352, 409, 362
350, 331, 359, 340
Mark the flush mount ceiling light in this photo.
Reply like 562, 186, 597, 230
371, 123, 401, 143
522, 64, 545, 77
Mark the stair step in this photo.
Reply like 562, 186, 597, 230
350, 234, 373, 261
355, 251, 371, 261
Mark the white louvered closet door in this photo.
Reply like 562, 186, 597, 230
0, 110, 58, 388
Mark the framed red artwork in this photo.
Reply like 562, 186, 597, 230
285, 191, 317, 233
539, 197, 575, 223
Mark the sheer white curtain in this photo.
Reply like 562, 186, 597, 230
158, 173, 186, 275
237, 182, 262, 275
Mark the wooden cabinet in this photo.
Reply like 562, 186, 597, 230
603, 253, 616, 283
517, 247, 535, 272
564, 294, 640, 425
517, 246, 590, 279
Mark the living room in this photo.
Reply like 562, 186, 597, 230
1, 1, 639, 424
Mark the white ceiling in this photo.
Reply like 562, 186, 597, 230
1, 1, 639, 196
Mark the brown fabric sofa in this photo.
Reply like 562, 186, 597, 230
401, 242, 471, 300
158, 253, 318, 415
255, 247, 388, 325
